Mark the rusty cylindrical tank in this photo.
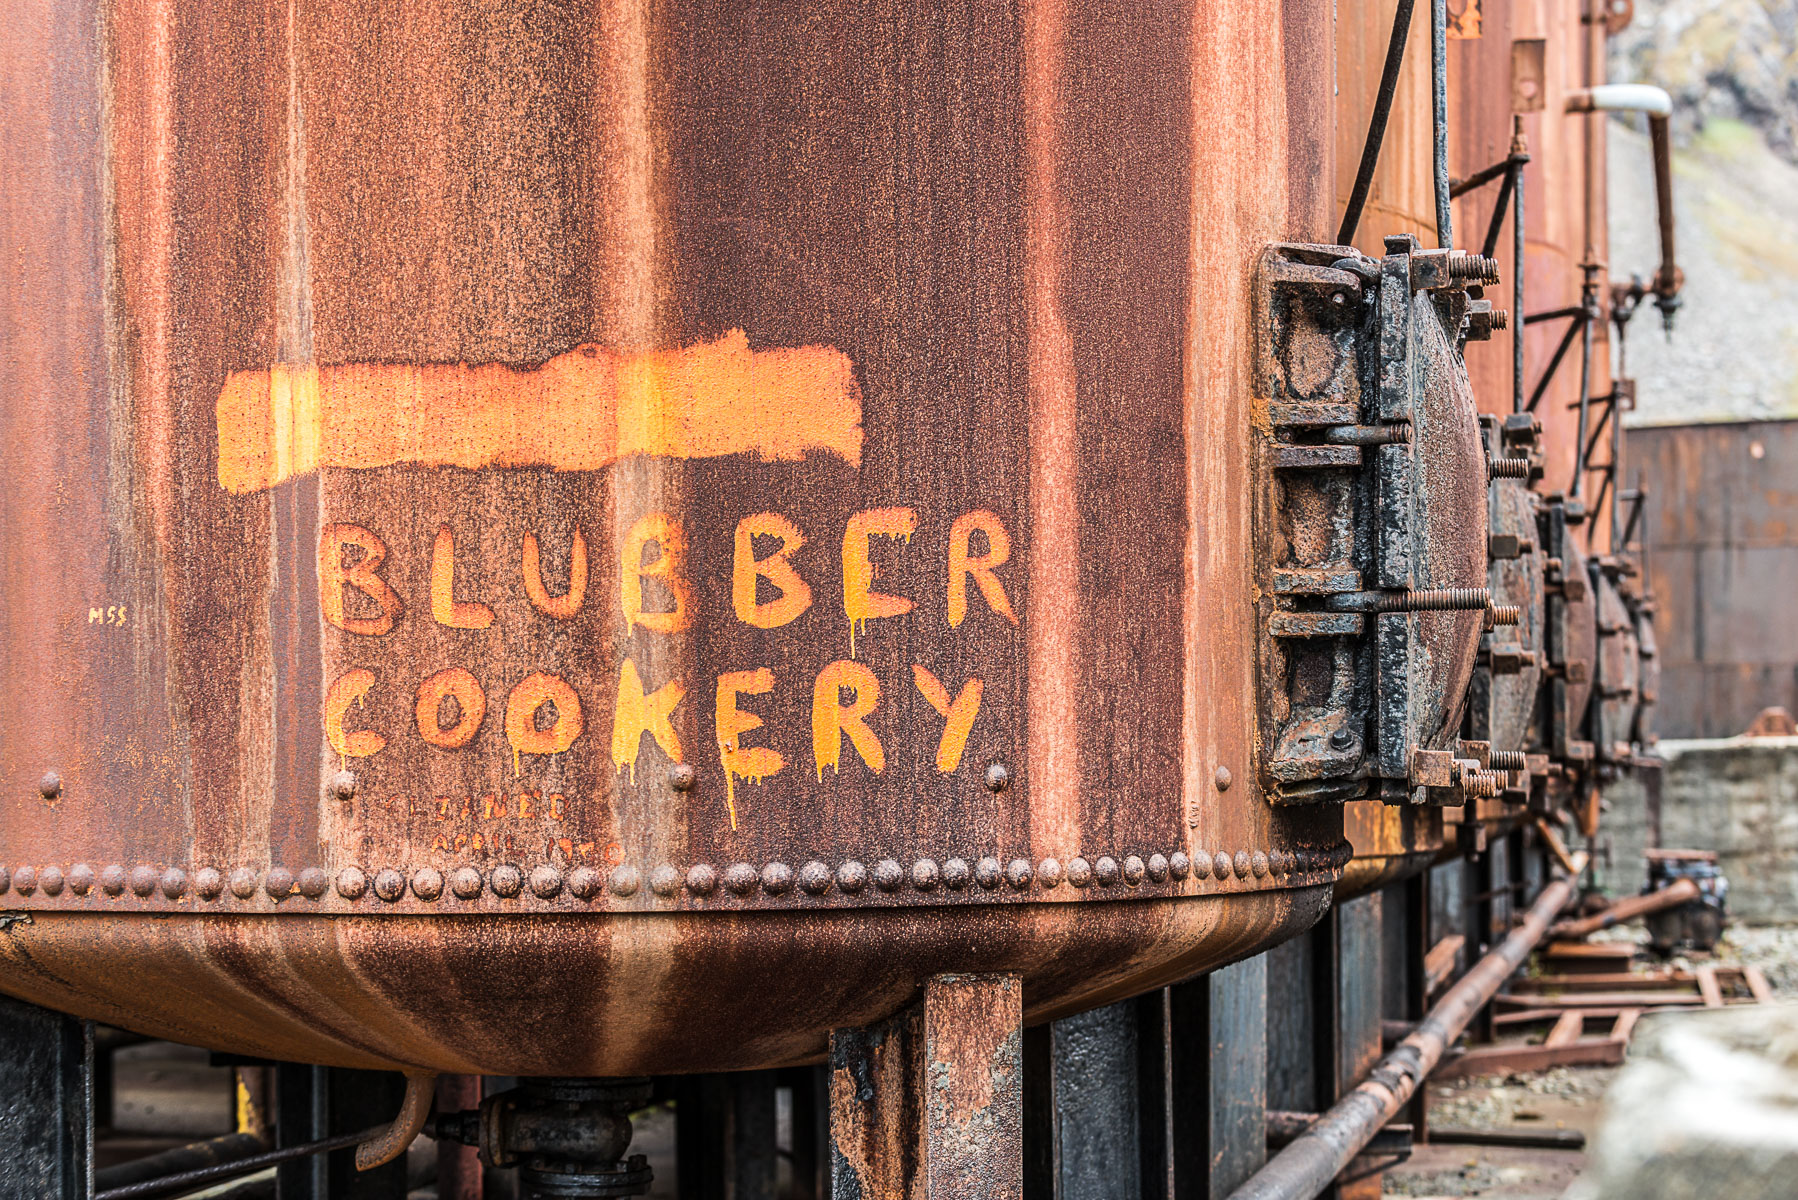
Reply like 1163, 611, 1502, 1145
0, 0, 1402, 1076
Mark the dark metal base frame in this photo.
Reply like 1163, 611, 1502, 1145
2, 843, 1567, 1200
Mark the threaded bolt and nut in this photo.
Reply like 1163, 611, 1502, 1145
1489, 749, 1528, 772
1447, 251, 1501, 283
1489, 456, 1531, 479
1373, 587, 1491, 613
1487, 603, 1522, 626
1487, 307, 1509, 330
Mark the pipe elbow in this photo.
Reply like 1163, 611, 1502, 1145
1564, 84, 1674, 116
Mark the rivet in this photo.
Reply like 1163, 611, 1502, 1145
1067, 857, 1093, 888
799, 861, 832, 896
131, 865, 159, 898
1006, 858, 1034, 889
760, 863, 793, 896
14, 866, 36, 896
608, 866, 640, 898
1233, 851, 1252, 879
529, 865, 563, 899
69, 864, 96, 896
837, 861, 869, 894
264, 867, 294, 900
975, 857, 1003, 890
39, 866, 65, 897
1037, 858, 1063, 888
1146, 854, 1170, 883
1329, 729, 1355, 750
686, 864, 718, 896
873, 860, 904, 892
1214, 766, 1232, 792
491, 864, 524, 898
194, 867, 223, 900
336, 867, 367, 900
1122, 855, 1146, 886
226, 868, 256, 900
985, 763, 1010, 793
38, 771, 61, 799
911, 859, 941, 892
1214, 852, 1234, 880
1094, 856, 1122, 887
648, 866, 680, 898
1273, 850, 1292, 875
329, 770, 356, 801
412, 867, 444, 901
667, 763, 697, 792
569, 866, 603, 900
1251, 851, 1270, 878
298, 867, 328, 898
158, 868, 186, 899
0, 866, 12, 894
450, 866, 485, 900
942, 858, 972, 890
1169, 851, 1192, 881
373, 869, 406, 902
724, 863, 758, 896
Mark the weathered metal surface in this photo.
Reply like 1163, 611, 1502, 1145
1252, 241, 1490, 806
1336, 802, 1445, 901
0, 995, 92, 1200
829, 972, 1022, 1200
0, 0, 1348, 1072
1626, 419, 1798, 738
1590, 562, 1642, 768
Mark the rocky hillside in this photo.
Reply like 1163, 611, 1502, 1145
1609, 0, 1798, 424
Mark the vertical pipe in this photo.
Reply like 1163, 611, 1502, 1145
1570, 314, 1593, 498
1431, 0, 1452, 247
1512, 157, 1526, 413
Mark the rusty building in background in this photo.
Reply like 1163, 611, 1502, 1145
0, 0, 1681, 1196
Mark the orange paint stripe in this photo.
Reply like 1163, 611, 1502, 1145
215, 329, 862, 493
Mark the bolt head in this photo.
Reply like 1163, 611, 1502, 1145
984, 763, 1010, 793
1214, 765, 1233, 791
667, 763, 697, 792
38, 771, 61, 799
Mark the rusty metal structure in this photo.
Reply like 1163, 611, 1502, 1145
0, 0, 1678, 1194
1626, 419, 1798, 739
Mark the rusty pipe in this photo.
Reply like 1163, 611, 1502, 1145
1225, 853, 1588, 1200
355, 1072, 438, 1171
1550, 876, 1699, 940
1566, 86, 1682, 329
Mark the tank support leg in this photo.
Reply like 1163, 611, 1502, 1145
828, 972, 1023, 1200
0, 993, 91, 1200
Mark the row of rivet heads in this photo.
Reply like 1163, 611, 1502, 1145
0, 845, 1351, 905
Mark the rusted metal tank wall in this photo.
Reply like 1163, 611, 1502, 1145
0, 0, 1345, 1075
1627, 420, 1798, 739
1335, 0, 1613, 486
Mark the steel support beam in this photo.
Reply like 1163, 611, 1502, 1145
829, 973, 1023, 1200
0, 993, 91, 1200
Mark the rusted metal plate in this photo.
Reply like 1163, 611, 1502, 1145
1627, 419, 1798, 738
0, 0, 1343, 1071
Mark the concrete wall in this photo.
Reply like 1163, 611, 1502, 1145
1602, 737, 1798, 924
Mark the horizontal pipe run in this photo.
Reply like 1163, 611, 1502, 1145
95, 1128, 381, 1200
1225, 853, 1588, 1200
1563, 84, 1673, 115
